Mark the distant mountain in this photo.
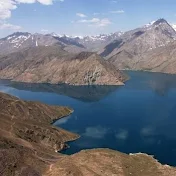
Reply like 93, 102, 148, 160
101, 19, 176, 58
99, 19, 176, 73
0, 31, 123, 55
0, 46, 125, 85
0, 32, 85, 55
77, 32, 123, 52
126, 41, 176, 74
50, 32, 123, 52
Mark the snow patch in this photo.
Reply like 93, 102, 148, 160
36, 40, 38, 47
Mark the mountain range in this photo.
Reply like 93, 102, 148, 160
102, 19, 176, 74
0, 18, 176, 85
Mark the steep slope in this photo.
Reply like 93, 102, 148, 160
0, 46, 125, 85
100, 19, 176, 73
102, 19, 176, 58
125, 41, 176, 74
0, 92, 79, 176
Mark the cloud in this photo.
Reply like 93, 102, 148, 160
93, 13, 100, 16
16, 0, 64, 5
53, 115, 71, 125
0, 87, 13, 94
77, 18, 112, 27
41, 29, 49, 32
83, 126, 109, 139
111, 0, 118, 3
76, 13, 87, 18
115, 129, 128, 140
110, 10, 125, 14
141, 127, 155, 136
0, 22, 21, 30
0, 0, 64, 20
15, 0, 35, 3
0, 0, 17, 20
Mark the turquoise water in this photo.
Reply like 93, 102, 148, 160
1, 71, 176, 166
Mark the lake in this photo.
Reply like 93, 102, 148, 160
1, 71, 176, 166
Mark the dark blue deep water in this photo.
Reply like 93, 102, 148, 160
1, 71, 176, 166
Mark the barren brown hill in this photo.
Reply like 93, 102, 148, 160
0, 92, 79, 176
109, 41, 176, 74
45, 149, 176, 176
0, 46, 125, 85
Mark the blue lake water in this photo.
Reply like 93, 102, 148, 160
1, 71, 176, 166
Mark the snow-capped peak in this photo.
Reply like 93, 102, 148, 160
172, 24, 176, 31
144, 21, 156, 28
49, 32, 123, 41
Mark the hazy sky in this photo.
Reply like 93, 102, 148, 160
0, 0, 176, 37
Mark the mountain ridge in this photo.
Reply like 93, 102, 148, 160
0, 46, 126, 85
99, 18, 176, 74
0, 18, 175, 55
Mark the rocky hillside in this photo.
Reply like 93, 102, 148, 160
122, 41, 176, 74
101, 19, 176, 59
0, 46, 125, 85
1, 92, 176, 176
99, 19, 176, 74
0, 92, 79, 176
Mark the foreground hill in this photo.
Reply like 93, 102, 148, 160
45, 149, 176, 176
0, 46, 125, 85
0, 92, 79, 175
1, 92, 176, 176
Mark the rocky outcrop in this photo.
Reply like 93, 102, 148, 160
0, 47, 126, 85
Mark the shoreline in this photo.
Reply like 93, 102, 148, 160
51, 108, 81, 152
